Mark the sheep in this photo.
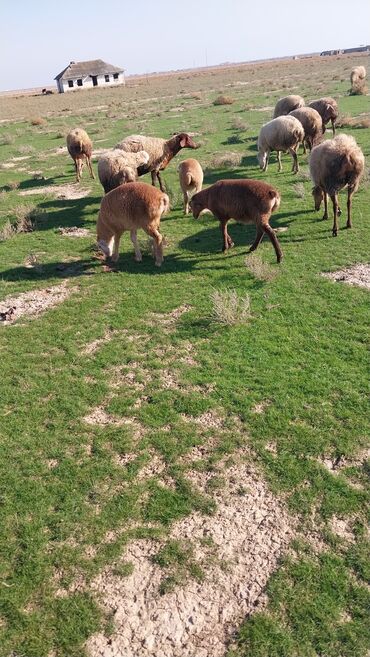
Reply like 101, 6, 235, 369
308, 97, 338, 135
273, 95, 305, 118
190, 179, 283, 263
178, 158, 204, 214
258, 115, 304, 173
66, 128, 95, 182
97, 182, 170, 267
350, 65, 366, 86
289, 106, 323, 153
115, 133, 197, 192
97, 149, 150, 193
309, 134, 364, 237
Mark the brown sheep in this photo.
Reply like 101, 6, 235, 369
273, 95, 305, 118
97, 182, 170, 267
308, 97, 338, 135
309, 134, 364, 236
190, 179, 283, 262
289, 106, 323, 153
178, 158, 204, 214
66, 128, 95, 182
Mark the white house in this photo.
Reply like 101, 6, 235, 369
55, 59, 125, 93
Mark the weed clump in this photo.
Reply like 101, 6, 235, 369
211, 288, 251, 325
30, 116, 47, 126
231, 117, 249, 131
0, 205, 41, 240
213, 95, 234, 106
245, 254, 278, 282
208, 152, 242, 169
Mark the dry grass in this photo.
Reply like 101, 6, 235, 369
207, 151, 242, 169
18, 144, 36, 155
30, 116, 47, 126
293, 182, 305, 198
7, 180, 20, 191
0, 134, 14, 146
210, 288, 251, 325
336, 114, 370, 128
231, 117, 250, 131
213, 95, 234, 106
0, 205, 41, 240
245, 254, 278, 282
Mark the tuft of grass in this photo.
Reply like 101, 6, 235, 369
30, 116, 47, 126
293, 182, 305, 198
245, 254, 278, 282
153, 539, 204, 595
225, 134, 244, 145
0, 133, 14, 146
18, 144, 36, 155
7, 180, 20, 191
208, 151, 242, 169
231, 116, 249, 131
211, 288, 252, 325
213, 94, 234, 106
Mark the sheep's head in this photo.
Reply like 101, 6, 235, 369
189, 194, 203, 218
257, 150, 267, 170
176, 133, 197, 149
312, 186, 324, 210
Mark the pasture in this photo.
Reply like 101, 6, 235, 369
0, 53, 369, 657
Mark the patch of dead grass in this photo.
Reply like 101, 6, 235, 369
322, 263, 370, 290
0, 282, 75, 324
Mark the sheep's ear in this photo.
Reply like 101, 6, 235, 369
179, 137, 187, 147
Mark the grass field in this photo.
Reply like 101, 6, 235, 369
0, 53, 369, 657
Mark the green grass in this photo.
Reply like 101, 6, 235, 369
0, 52, 369, 656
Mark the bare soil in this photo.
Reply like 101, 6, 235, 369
0, 282, 75, 324
322, 263, 370, 290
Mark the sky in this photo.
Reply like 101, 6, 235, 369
0, 0, 369, 91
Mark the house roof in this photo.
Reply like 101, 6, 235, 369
55, 59, 124, 81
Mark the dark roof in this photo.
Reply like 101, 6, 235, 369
55, 59, 124, 81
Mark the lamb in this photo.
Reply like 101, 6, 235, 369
257, 115, 304, 173
97, 149, 150, 193
178, 158, 204, 214
97, 182, 170, 267
289, 106, 323, 153
308, 97, 338, 135
190, 179, 283, 263
309, 134, 364, 237
273, 95, 305, 118
115, 133, 197, 192
66, 128, 95, 182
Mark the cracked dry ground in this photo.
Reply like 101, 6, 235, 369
76, 306, 296, 657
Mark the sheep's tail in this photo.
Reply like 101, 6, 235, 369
185, 172, 192, 187
161, 193, 170, 215
269, 189, 281, 213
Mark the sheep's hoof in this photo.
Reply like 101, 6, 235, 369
345, 223, 352, 229
338, 208, 342, 216
332, 230, 338, 237
134, 255, 143, 262
322, 214, 328, 221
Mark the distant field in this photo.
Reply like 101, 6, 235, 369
0, 53, 369, 657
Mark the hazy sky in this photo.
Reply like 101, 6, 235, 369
1, 0, 369, 91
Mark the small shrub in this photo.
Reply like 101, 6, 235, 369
211, 288, 251, 325
190, 91, 202, 100
225, 134, 244, 145
293, 182, 305, 199
336, 114, 356, 128
231, 117, 249, 131
30, 116, 47, 126
0, 133, 14, 146
245, 254, 278, 282
7, 180, 20, 191
208, 151, 242, 169
18, 144, 36, 155
213, 95, 234, 106
13, 205, 42, 233
0, 220, 15, 241
201, 121, 217, 135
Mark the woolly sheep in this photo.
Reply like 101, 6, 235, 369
308, 97, 338, 135
98, 149, 150, 193
273, 95, 305, 118
190, 179, 283, 263
66, 128, 95, 183
178, 158, 204, 214
289, 106, 323, 153
350, 65, 366, 86
97, 182, 170, 267
257, 115, 304, 173
309, 134, 364, 236
115, 133, 197, 192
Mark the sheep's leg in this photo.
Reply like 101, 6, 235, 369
130, 230, 142, 261
145, 226, 163, 266
111, 233, 121, 262
346, 187, 354, 229
156, 171, 166, 193
183, 191, 189, 215
248, 225, 264, 253
74, 159, 80, 182
331, 119, 336, 136
277, 151, 282, 172
87, 156, 95, 180
330, 193, 339, 236
263, 150, 270, 172
219, 218, 232, 252
302, 140, 307, 155
322, 192, 328, 220
262, 223, 283, 263
289, 147, 299, 173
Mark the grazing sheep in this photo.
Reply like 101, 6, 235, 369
190, 179, 283, 263
97, 182, 170, 267
308, 97, 338, 135
273, 95, 305, 118
309, 134, 364, 236
289, 106, 323, 153
98, 149, 150, 193
258, 116, 304, 173
350, 65, 366, 86
66, 128, 95, 182
178, 158, 204, 214
115, 133, 197, 192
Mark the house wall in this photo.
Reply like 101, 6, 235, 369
57, 72, 125, 93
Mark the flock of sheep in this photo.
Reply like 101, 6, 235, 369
66, 65, 366, 265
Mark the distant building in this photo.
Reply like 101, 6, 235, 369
55, 59, 125, 93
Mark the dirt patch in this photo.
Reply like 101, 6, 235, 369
83, 406, 146, 440
329, 516, 355, 542
81, 329, 119, 356
0, 282, 75, 325
252, 399, 271, 414
149, 305, 192, 330
57, 226, 91, 237
19, 184, 91, 199
322, 263, 370, 290
183, 409, 225, 431
86, 461, 294, 657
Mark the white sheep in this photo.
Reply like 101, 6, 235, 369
273, 95, 305, 118
178, 159, 204, 214
309, 134, 364, 236
97, 149, 150, 193
258, 116, 304, 173
115, 133, 197, 192
66, 128, 95, 182
350, 66, 367, 94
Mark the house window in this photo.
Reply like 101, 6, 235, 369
77, 79, 83, 87
68, 80, 74, 88
113, 73, 119, 80
105, 74, 110, 82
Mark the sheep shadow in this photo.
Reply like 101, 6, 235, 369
33, 196, 101, 232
